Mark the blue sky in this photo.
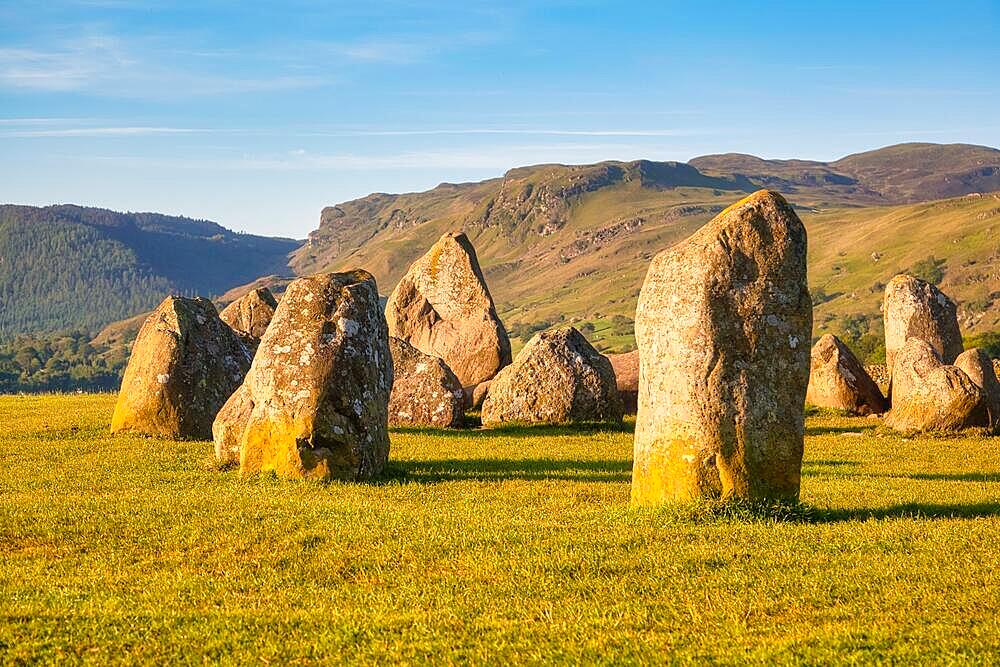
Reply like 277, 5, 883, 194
1, 0, 998, 237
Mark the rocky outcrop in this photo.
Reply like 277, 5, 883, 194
388, 337, 464, 428
219, 287, 278, 352
883, 274, 963, 373
884, 339, 986, 433
111, 296, 250, 439
481, 327, 623, 425
632, 191, 812, 505
213, 271, 392, 480
806, 334, 888, 415
606, 351, 639, 414
384, 232, 511, 387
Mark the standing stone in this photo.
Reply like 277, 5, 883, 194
806, 334, 888, 415
385, 232, 512, 388
632, 190, 812, 505
219, 287, 278, 353
883, 274, 963, 374
954, 348, 1000, 430
112, 296, 250, 439
212, 271, 392, 480
481, 327, 623, 425
607, 351, 639, 414
885, 339, 985, 433
388, 337, 465, 428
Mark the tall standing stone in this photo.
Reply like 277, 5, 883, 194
112, 296, 250, 439
219, 287, 278, 353
806, 334, 888, 415
384, 232, 511, 388
882, 274, 963, 374
212, 271, 392, 480
632, 191, 812, 505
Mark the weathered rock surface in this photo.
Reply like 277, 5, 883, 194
865, 364, 890, 394
885, 339, 985, 433
112, 296, 250, 439
388, 337, 464, 428
469, 380, 492, 410
954, 348, 1000, 430
606, 351, 639, 414
632, 190, 812, 505
212, 271, 392, 480
385, 232, 512, 388
481, 327, 623, 425
883, 274, 963, 373
806, 334, 888, 415
219, 287, 278, 352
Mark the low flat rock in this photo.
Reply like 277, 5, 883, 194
955, 348, 1000, 431
213, 270, 392, 480
481, 327, 623, 425
388, 337, 464, 428
885, 338, 985, 433
112, 296, 250, 439
806, 334, 888, 415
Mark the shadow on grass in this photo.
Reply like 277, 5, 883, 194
380, 457, 633, 484
646, 498, 1000, 524
805, 424, 875, 437
390, 420, 633, 439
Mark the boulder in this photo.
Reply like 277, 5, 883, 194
212, 270, 392, 480
481, 327, 623, 425
883, 274, 963, 374
884, 339, 986, 433
954, 348, 1000, 430
112, 296, 250, 439
469, 380, 492, 410
632, 190, 812, 505
219, 287, 278, 352
388, 337, 464, 428
864, 364, 890, 394
606, 351, 639, 414
806, 334, 888, 415
384, 232, 511, 388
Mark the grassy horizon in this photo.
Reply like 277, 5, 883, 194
3, 394, 1000, 663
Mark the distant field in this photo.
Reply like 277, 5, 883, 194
3, 394, 1000, 662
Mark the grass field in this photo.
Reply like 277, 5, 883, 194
3, 394, 1000, 663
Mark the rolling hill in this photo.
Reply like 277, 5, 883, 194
0, 205, 299, 338
291, 143, 1000, 355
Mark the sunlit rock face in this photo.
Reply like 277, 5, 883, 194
632, 191, 812, 506
213, 271, 392, 481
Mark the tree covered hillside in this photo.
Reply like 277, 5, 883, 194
0, 205, 300, 338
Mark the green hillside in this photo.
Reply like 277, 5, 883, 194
0, 205, 299, 338
290, 144, 1000, 356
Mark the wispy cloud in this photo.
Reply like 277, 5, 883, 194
0, 126, 211, 138
0, 34, 329, 97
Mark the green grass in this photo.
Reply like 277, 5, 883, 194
3, 394, 1000, 663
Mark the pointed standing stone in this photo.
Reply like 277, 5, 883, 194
384, 232, 511, 388
632, 191, 812, 505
